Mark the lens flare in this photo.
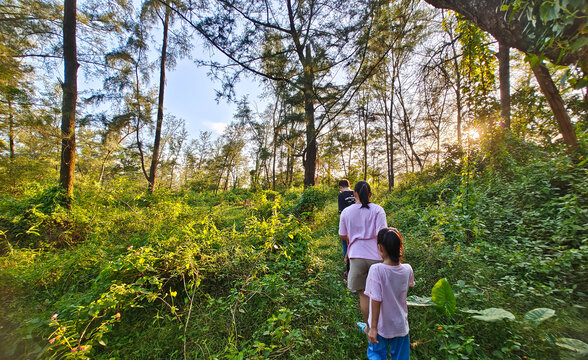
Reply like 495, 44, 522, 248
465, 129, 480, 140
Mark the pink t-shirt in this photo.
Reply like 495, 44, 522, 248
364, 263, 415, 339
339, 203, 387, 261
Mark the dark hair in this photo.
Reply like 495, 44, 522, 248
354, 181, 371, 208
338, 179, 350, 188
377, 227, 403, 263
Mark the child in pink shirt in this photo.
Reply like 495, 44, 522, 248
364, 228, 414, 360
339, 181, 387, 324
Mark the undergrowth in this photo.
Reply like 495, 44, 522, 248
0, 136, 586, 359
382, 136, 587, 359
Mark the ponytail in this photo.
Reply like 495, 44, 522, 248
377, 227, 403, 263
354, 181, 371, 209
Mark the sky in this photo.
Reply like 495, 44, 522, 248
72, 0, 270, 141
75, 45, 267, 141
164, 57, 267, 138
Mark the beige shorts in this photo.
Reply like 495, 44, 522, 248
347, 258, 382, 291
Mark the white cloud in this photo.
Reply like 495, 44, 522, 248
204, 121, 227, 135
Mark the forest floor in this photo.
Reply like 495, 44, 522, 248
0, 145, 587, 359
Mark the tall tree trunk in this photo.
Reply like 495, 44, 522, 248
285, 149, 290, 187
384, 112, 390, 187
404, 144, 409, 174
288, 147, 294, 187
436, 90, 448, 164
98, 149, 113, 185
531, 64, 578, 148
385, 58, 400, 191
326, 153, 331, 184
169, 160, 175, 189
148, 0, 170, 194
302, 45, 317, 188
272, 138, 277, 191
215, 168, 223, 194
405, 127, 423, 172
60, 0, 78, 207
388, 78, 395, 190
398, 94, 423, 171
253, 155, 260, 190
99, 131, 132, 185
444, 12, 463, 146
498, 43, 510, 129
134, 59, 149, 182
363, 106, 368, 181
264, 160, 270, 189
271, 99, 279, 191
456, 88, 463, 145
347, 142, 353, 178
339, 142, 347, 177
8, 99, 14, 160
223, 162, 231, 191
437, 131, 441, 164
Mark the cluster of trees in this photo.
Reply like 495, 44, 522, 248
1, 0, 585, 200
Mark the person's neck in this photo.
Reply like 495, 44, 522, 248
382, 257, 399, 266
342, 187, 350, 192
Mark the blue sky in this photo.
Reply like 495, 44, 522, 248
165, 57, 266, 138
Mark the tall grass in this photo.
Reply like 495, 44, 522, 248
0, 136, 586, 359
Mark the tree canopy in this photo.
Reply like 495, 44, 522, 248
424, 0, 587, 68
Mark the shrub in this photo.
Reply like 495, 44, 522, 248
290, 186, 333, 217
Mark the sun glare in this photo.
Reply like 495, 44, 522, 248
465, 129, 480, 140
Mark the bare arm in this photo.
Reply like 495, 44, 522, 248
339, 235, 349, 262
368, 299, 381, 344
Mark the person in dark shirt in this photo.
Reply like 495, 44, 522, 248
338, 179, 356, 278
338, 179, 356, 213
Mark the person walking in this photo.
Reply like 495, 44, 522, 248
339, 181, 387, 324
363, 227, 414, 359
338, 179, 356, 277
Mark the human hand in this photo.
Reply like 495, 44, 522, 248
368, 328, 378, 344
344, 254, 348, 264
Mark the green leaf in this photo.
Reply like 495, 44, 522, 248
549, 2, 561, 21
546, 333, 558, 345
469, 308, 515, 322
573, 78, 588, 90
556, 338, 588, 356
539, 2, 553, 21
539, 1, 560, 22
431, 278, 456, 317
524, 308, 555, 325
524, 53, 542, 67
407, 295, 434, 307
560, 70, 570, 88
462, 308, 482, 314
568, 0, 585, 8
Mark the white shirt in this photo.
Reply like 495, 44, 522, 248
339, 203, 387, 260
365, 263, 415, 338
